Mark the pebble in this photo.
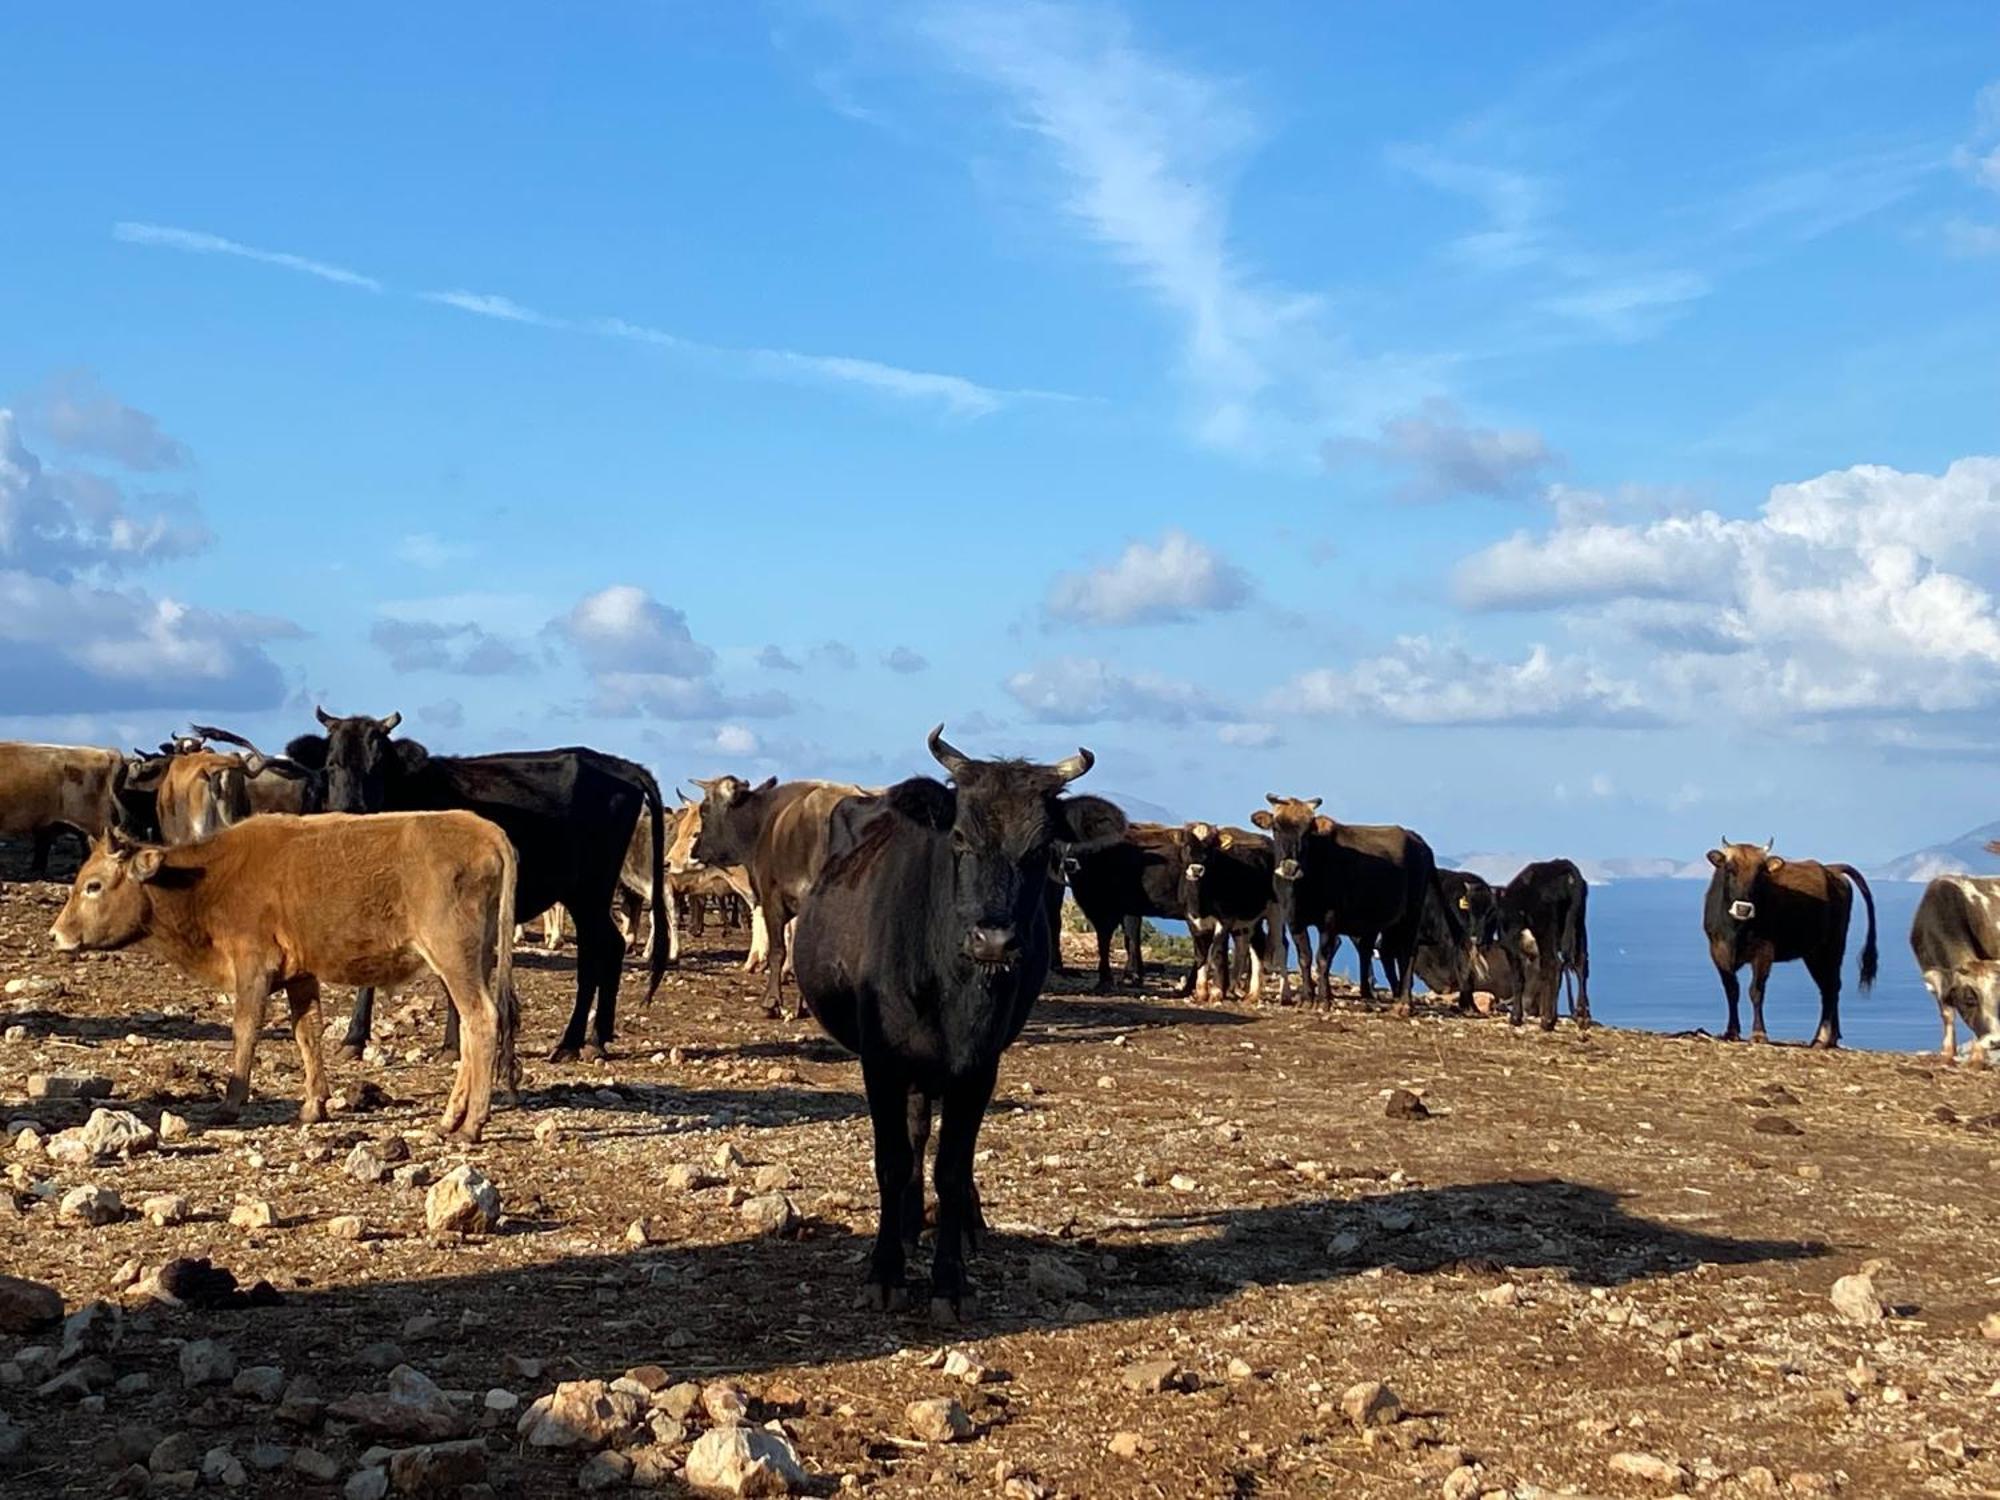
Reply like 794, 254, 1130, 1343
516, 1379, 648, 1450
344, 1143, 390, 1184
387, 1438, 490, 1494
740, 1192, 797, 1236
231, 1365, 286, 1403
1442, 1464, 1485, 1500
143, 1193, 191, 1227
1340, 1380, 1402, 1429
627, 1217, 670, 1247
702, 1382, 750, 1425
1829, 1272, 1886, 1325
1980, 1311, 2000, 1341
1608, 1452, 1690, 1492
228, 1199, 278, 1230
1119, 1358, 1184, 1395
1480, 1283, 1521, 1308
579, 1450, 635, 1491
179, 1340, 237, 1387
290, 1447, 340, 1482
1026, 1255, 1087, 1301
943, 1350, 989, 1386
157, 1112, 190, 1143
58, 1183, 124, 1226
712, 1143, 746, 1172
59, 1299, 122, 1363
326, 1214, 366, 1241
47, 1108, 157, 1163
906, 1396, 973, 1442
201, 1445, 247, 1489
1168, 1173, 1198, 1192
483, 1388, 520, 1413
752, 1163, 795, 1192
343, 1468, 388, 1500
665, 1163, 714, 1192
26, 1071, 111, 1100
1108, 1430, 1151, 1459
424, 1164, 500, 1234
1384, 1087, 1430, 1120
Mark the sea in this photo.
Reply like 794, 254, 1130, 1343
1345, 878, 1945, 1055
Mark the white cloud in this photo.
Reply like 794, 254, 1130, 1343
1045, 528, 1251, 626
713, 723, 760, 756
1217, 720, 1280, 748
370, 618, 532, 677
809, 640, 859, 671
1455, 456, 2000, 721
420, 290, 567, 327
758, 644, 802, 672
1, 410, 209, 572
1005, 656, 1229, 724
1324, 398, 1560, 504
883, 644, 930, 673
33, 371, 191, 472
113, 221, 381, 291
1283, 638, 1659, 729
553, 585, 717, 678
918, 0, 1433, 459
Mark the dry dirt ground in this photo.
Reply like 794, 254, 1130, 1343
2, 847, 1999, 1500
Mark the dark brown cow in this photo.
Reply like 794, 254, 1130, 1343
1179, 821, 1279, 1002
50, 813, 518, 1139
0, 742, 124, 876
1063, 822, 1193, 993
689, 777, 866, 1019
1703, 838, 1878, 1047
1492, 858, 1592, 1030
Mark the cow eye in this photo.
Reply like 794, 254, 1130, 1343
83, 880, 103, 898
950, 830, 969, 854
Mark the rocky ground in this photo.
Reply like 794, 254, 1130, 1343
2, 848, 1998, 1499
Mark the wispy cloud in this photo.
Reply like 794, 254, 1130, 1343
113, 221, 382, 291
420, 289, 566, 327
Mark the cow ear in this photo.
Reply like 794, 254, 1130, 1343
394, 739, 430, 775
1764, 855, 1785, 874
1705, 848, 1724, 868
1218, 830, 1233, 850
1250, 809, 1274, 830
754, 775, 778, 794
1311, 815, 1336, 837
1057, 795, 1126, 851
130, 848, 165, 883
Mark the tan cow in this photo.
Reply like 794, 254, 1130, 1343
50, 813, 518, 1141
155, 751, 254, 845
0, 742, 124, 875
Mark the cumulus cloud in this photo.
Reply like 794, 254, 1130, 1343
1005, 656, 1230, 724
1283, 638, 1660, 729
552, 584, 792, 722
759, 644, 802, 672
1453, 457, 2000, 721
1, 411, 209, 572
1045, 529, 1252, 627
883, 645, 930, 673
810, 640, 859, 670
1324, 398, 1560, 504
369, 618, 532, 677
33, 371, 192, 472
712, 723, 760, 756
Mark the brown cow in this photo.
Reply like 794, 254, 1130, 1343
1704, 838, 1877, 1047
155, 751, 254, 845
0, 742, 124, 876
50, 813, 519, 1140
690, 777, 866, 1018
659, 795, 763, 968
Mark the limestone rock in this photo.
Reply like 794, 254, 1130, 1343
423, 1165, 499, 1234
515, 1379, 646, 1451
386, 1438, 488, 1495
684, 1425, 809, 1496
325, 1365, 467, 1441
905, 1397, 972, 1443
58, 1184, 123, 1226
1608, 1452, 1691, 1492
0, 1275, 62, 1333
178, 1340, 237, 1388
1341, 1381, 1402, 1429
1830, 1273, 1885, 1325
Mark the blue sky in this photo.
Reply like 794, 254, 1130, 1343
4, 2, 1999, 861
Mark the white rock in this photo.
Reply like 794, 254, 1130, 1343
424, 1165, 500, 1234
1830, 1273, 1886, 1325
179, 1339, 237, 1388
57, 1184, 123, 1227
684, 1425, 809, 1495
1608, 1452, 1690, 1492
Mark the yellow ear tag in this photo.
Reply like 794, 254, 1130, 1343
1457, 895, 1471, 910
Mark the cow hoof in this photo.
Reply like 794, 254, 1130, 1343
859, 1282, 909, 1313
298, 1099, 328, 1125
1750, 1031, 1768, 1045
929, 1296, 970, 1326
581, 1043, 610, 1063
1389, 1001, 1412, 1020
437, 1047, 460, 1065
335, 1043, 366, 1063
547, 1044, 582, 1064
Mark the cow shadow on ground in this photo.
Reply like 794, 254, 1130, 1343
2, 1006, 233, 1045
181, 1178, 1824, 1407
1017, 994, 1254, 1043
506, 1081, 868, 1135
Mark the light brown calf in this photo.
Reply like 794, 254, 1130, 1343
50, 812, 518, 1140
0, 742, 123, 874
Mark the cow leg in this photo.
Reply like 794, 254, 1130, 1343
1122, 915, 1148, 990
1289, 927, 1314, 1007
1355, 937, 1377, 1002
762, 901, 793, 1020
1804, 953, 1841, 1049
587, 908, 628, 1057
902, 1089, 933, 1256
860, 1054, 915, 1312
1045, 881, 1068, 976
744, 903, 769, 972
432, 955, 502, 1142
218, 974, 272, 1122
29, 828, 53, 879
542, 904, 565, 953
929, 1063, 999, 1324
338, 986, 377, 1061
283, 976, 330, 1125
1747, 954, 1774, 1043
440, 991, 462, 1062
549, 916, 604, 1064
1092, 924, 1115, 994
1924, 971, 1956, 1061
1315, 927, 1335, 1006
1187, 922, 1214, 1002
1538, 949, 1560, 1031
1714, 961, 1743, 1041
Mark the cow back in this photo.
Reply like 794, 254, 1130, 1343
0, 743, 122, 840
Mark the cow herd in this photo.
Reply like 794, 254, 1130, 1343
3, 716, 1999, 1318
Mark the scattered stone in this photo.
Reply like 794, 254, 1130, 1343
344, 1143, 389, 1184
751, 1163, 795, 1192
151, 1432, 200, 1473
386, 1438, 489, 1495
1785, 1473, 1836, 1497
27, 1071, 110, 1100
58, 1299, 121, 1363
228, 1198, 278, 1230
1830, 1273, 1886, 1325
0, 1274, 62, 1333
1753, 1115, 1804, 1137
942, 1350, 989, 1386
231, 1365, 285, 1403
1442, 1464, 1485, 1500
1480, 1283, 1521, 1308
290, 1447, 340, 1482
47, 1108, 157, 1164
344, 1468, 389, 1500
327, 1214, 366, 1241
5, 976, 63, 999
1608, 1453, 1690, 1492
623, 1365, 671, 1394
1384, 1088, 1430, 1120
579, 1450, 635, 1492
683, 1424, 809, 1496
358, 1341, 406, 1372
516, 1379, 646, 1450
739, 1193, 796, 1236
58, 1183, 124, 1226
627, 1217, 670, 1247
143, 1193, 190, 1227
1119, 1358, 1184, 1395
424, 1165, 500, 1234
157, 1112, 190, 1143
659, 1382, 703, 1421
389, 1162, 433, 1191
1226, 1357, 1258, 1382
664, 1163, 714, 1192
906, 1397, 972, 1443
1168, 1173, 1198, 1192
201, 1446, 247, 1489
1107, 1431, 1151, 1459
179, 1340, 237, 1388
712, 1143, 746, 1172
1026, 1256, 1087, 1302
1341, 1381, 1402, 1430
702, 1383, 750, 1426
1979, 1310, 2000, 1341
482, 1388, 519, 1414
247, 1443, 290, 1472
326, 1365, 467, 1441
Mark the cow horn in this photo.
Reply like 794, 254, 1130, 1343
381, 711, 402, 734
1307, 796, 1323, 811
1762, 836, 1774, 854
315, 706, 335, 728
926, 724, 972, 780
689, 777, 716, 793
1051, 747, 1093, 784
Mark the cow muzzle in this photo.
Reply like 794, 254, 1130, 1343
1728, 900, 1756, 922
1183, 863, 1205, 883
48, 926, 77, 952
965, 925, 1019, 970
1275, 858, 1301, 883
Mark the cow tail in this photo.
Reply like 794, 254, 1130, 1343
1567, 873, 1590, 980
637, 765, 671, 1005
493, 838, 520, 1094
1831, 863, 1879, 992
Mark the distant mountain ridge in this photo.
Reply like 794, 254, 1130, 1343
1871, 821, 2000, 883
1447, 852, 1709, 886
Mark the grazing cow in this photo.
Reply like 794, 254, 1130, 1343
282, 709, 667, 1062
689, 777, 864, 1020
1411, 868, 1514, 1005
791, 727, 1124, 1321
1492, 859, 1592, 1030
154, 751, 254, 845
1180, 822, 1279, 1002
1703, 838, 1878, 1047
1063, 822, 1193, 993
1910, 871, 2000, 1064
49, 815, 518, 1139
0, 743, 124, 876
1251, 795, 1462, 1009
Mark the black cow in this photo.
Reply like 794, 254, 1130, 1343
1063, 822, 1192, 993
1251, 795, 1462, 1009
1180, 822, 1280, 1002
1703, 838, 1878, 1047
792, 726, 1124, 1321
285, 709, 668, 1062
1492, 859, 1592, 1030
1410, 868, 1512, 1006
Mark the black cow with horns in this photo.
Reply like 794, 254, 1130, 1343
792, 726, 1126, 1322
275, 709, 669, 1062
